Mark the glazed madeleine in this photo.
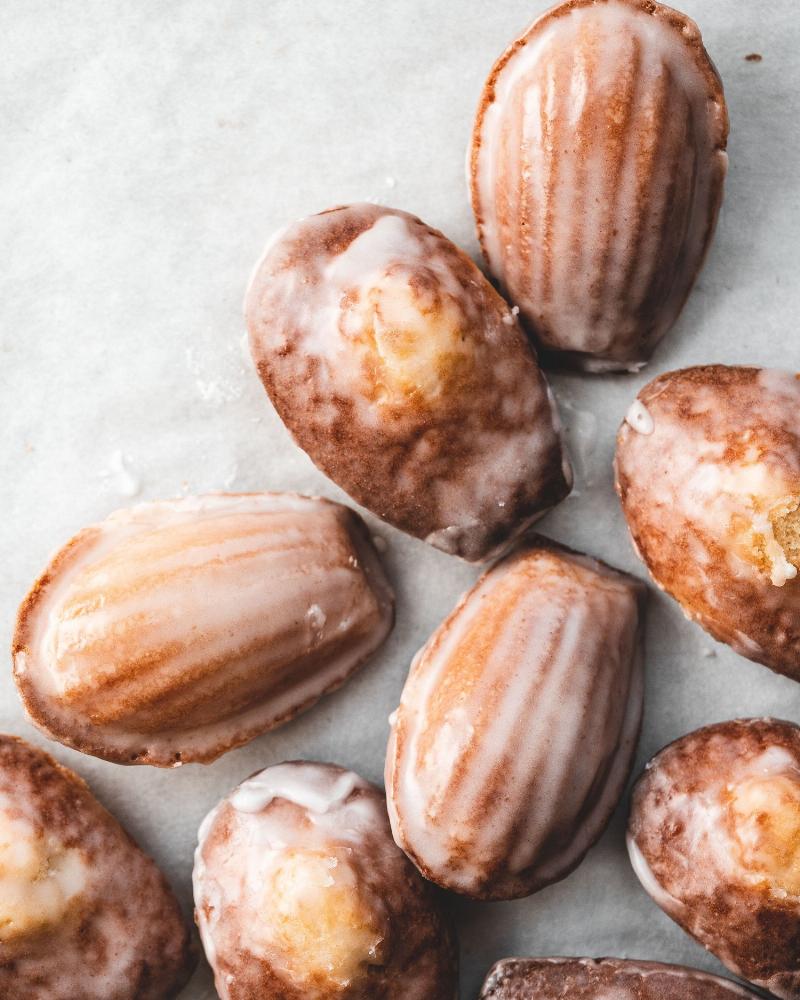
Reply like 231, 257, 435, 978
479, 957, 758, 999
193, 761, 457, 1000
628, 719, 800, 1000
385, 538, 646, 899
470, 0, 728, 371
615, 365, 800, 678
245, 203, 571, 562
0, 735, 194, 1000
13, 493, 393, 765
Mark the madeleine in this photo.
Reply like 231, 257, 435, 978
616, 365, 800, 678
245, 203, 571, 562
193, 760, 457, 999
628, 719, 800, 999
386, 538, 646, 899
470, 0, 728, 371
480, 957, 758, 999
13, 493, 393, 765
0, 735, 194, 999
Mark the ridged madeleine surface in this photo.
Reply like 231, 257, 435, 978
628, 719, 800, 999
470, 0, 728, 371
245, 203, 571, 562
480, 957, 758, 999
385, 539, 646, 899
0, 735, 194, 1000
193, 761, 457, 1000
13, 493, 393, 765
616, 365, 800, 678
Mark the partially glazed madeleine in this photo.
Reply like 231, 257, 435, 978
470, 0, 728, 371
615, 365, 800, 678
193, 761, 457, 999
13, 493, 393, 765
245, 203, 571, 562
479, 957, 758, 999
0, 735, 194, 999
386, 538, 646, 899
628, 719, 800, 1000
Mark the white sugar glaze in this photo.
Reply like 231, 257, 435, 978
386, 541, 645, 898
193, 761, 457, 999
13, 493, 393, 765
471, 0, 728, 368
245, 203, 572, 561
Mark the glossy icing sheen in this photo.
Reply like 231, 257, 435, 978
0, 735, 194, 1000
479, 957, 757, 998
245, 203, 571, 562
470, 0, 728, 371
193, 761, 457, 1000
628, 719, 800, 1000
13, 493, 394, 765
615, 365, 800, 679
385, 539, 646, 899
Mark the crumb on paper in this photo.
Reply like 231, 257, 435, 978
745, 52, 763, 62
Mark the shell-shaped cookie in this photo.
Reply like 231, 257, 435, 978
193, 760, 457, 1000
628, 719, 800, 1000
245, 203, 571, 562
615, 365, 800, 678
479, 957, 758, 999
385, 538, 646, 899
470, 0, 728, 371
0, 735, 194, 1000
13, 493, 394, 765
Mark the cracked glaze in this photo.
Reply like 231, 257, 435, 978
0, 736, 194, 1000
245, 203, 571, 561
193, 761, 457, 1000
615, 365, 800, 679
628, 719, 800, 999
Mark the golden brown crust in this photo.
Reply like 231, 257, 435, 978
615, 365, 800, 678
386, 535, 646, 899
470, 0, 728, 371
0, 735, 195, 999
12, 493, 394, 766
245, 203, 571, 562
193, 761, 457, 999
628, 719, 800, 999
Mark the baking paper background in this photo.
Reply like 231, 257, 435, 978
2, 1, 799, 996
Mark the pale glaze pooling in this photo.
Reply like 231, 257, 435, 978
615, 365, 800, 679
0, 735, 194, 1000
479, 957, 757, 999
470, 0, 728, 370
386, 539, 646, 899
193, 761, 457, 1000
628, 719, 800, 999
13, 493, 394, 765
245, 203, 571, 562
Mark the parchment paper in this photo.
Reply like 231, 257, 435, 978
2, 2, 799, 996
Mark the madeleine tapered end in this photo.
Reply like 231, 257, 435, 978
0, 735, 195, 999
245, 203, 571, 562
628, 719, 800, 999
470, 0, 728, 371
193, 761, 457, 1000
386, 537, 646, 899
479, 957, 758, 999
13, 493, 394, 766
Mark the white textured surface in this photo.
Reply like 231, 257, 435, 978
1, 1, 798, 997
